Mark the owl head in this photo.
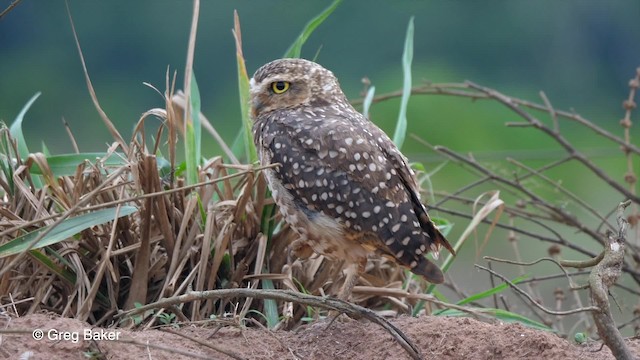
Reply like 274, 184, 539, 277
249, 58, 347, 119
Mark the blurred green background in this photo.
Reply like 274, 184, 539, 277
1, 1, 638, 154
1, 1, 639, 328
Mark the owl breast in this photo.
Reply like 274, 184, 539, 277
259, 147, 370, 264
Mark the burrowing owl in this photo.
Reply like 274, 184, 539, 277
250, 58, 454, 299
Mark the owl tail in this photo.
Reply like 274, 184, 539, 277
412, 257, 445, 284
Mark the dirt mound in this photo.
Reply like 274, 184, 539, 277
1, 313, 638, 359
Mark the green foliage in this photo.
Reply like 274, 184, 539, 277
0, 127, 16, 195
29, 250, 76, 285
283, 0, 343, 59
127, 302, 154, 326
0, 206, 137, 258
9, 93, 42, 188
261, 278, 279, 329
185, 72, 202, 185
437, 307, 553, 332
28, 152, 126, 177
453, 274, 527, 306
574, 332, 588, 344
234, 39, 256, 163
392, 17, 414, 149
9, 92, 40, 160
156, 312, 178, 327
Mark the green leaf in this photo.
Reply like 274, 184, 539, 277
261, 278, 279, 329
574, 332, 587, 344
437, 307, 553, 332
455, 274, 528, 306
283, 0, 342, 58
185, 72, 202, 185
0, 128, 16, 195
10, 92, 42, 188
233, 13, 258, 163
28, 152, 127, 177
392, 17, 414, 148
431, 216, 453, 238
431, 274, 528, 317
230, 126, 247, 162
10, 92, 40, 160
41, 141, 51, 156
0, 206, 137, 258
29, 249, 76, 285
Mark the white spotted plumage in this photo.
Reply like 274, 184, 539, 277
250, 58, 454, 285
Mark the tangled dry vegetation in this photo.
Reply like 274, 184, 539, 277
0, 87, 438, 332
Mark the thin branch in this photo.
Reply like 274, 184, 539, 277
474, 264, 599, 315
466, 81, 640, 205
432, 144, 607, 245
0, 0, 22, 20
506, 157, 612, 230
354, 82, 640, 155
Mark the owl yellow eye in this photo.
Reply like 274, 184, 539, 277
271, 81, 290, 94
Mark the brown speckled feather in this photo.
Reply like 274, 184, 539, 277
251, 58, 454, 283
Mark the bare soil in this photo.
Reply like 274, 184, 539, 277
1, 313, 638, 359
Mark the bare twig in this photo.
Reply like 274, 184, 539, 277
483, 256, 584, 290
466, 81, 640, 205
474, 264, 599, 316
120, 288, 424, 360
0, 0, 22, 20
353, 82, 640, 155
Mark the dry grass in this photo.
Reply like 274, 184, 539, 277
0, 2, 437, 333
0, 90, 435, 333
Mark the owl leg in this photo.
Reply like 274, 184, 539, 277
290, 238, 314, 260
337, 258, 366, 302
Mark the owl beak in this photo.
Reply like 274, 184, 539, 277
249, 77, 261, 118
250, 99, 263, 119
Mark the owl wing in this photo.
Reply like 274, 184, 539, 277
256, 108, 453, 283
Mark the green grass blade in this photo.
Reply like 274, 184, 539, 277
430, 274, 528, 317
283, 0, 342, 58
30, 249, 76, 285
0, 206, 137, 258
261, 278, 279, 329
41, 141, 51, 156
456, 274, 528, 306
10, 92, 40, 160
392, 17, 414, 148
437, 307, 553, 332
0, 128, 16, 195
362, 85, 376, 119
185, 72, 202, 185
10, 92, 42, 188
28, 152, 127, 177
233, 12, 258, 163
230, 127, 247, 161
